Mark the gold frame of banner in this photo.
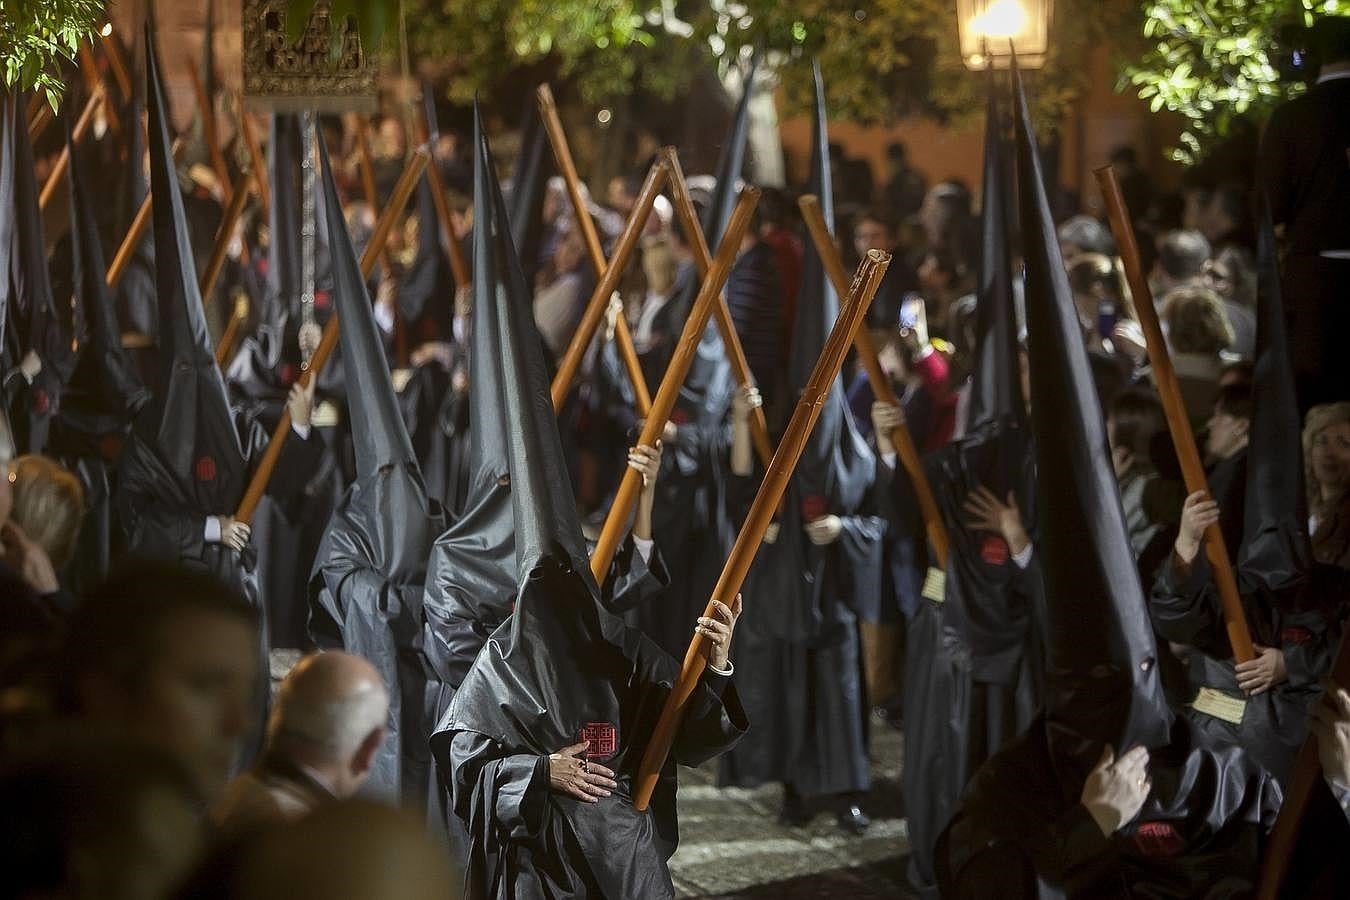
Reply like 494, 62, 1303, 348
242, 0, 378, 113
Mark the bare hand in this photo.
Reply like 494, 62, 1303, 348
0, 522, 59, 594
547, 741, 618, 803
733, 385, 763, 421
287, 378, 317, 430
1113, 319, 1147, 363
410, 341, 454, 369
1234, 645, 1287, 695
629, 443, 662, 492
1309, 680, 1350, 791
697, 594, 743, 671
804, 514, 843, 546
871, 401, 904, 457
1081, 745, 1151, 836
962, 486, 1030, 557
19, 350, 42, 381
215, 517, 252, 552
1175, 491, 1219, 565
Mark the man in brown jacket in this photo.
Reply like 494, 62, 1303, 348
213, 651, 389, 833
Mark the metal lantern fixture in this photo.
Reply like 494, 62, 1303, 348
957, 0, 1053, 71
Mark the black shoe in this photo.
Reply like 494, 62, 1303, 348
835, 803, 871, 835
779, 789, 812, 828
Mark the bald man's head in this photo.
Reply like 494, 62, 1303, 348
266, 652, 389, 798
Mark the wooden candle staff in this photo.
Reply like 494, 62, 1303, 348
78, 42, 122, 139
414, 102, 470, 287
199, 171, 256, 303
99, 26, 133, 100
238, 109, 270, 223
588, 187, 760, 584
549, 156, 669, 411
798, 194, 950, 568
215, 294, 250, 366
39, 86, 106, 211
632, 250, 892, 811
233, 148, 429, 526
536, 84, 653, 416
1095, 165, 1254, 662
185, 58, 232, 205
1257, 633, 1350, 898
106, 138, 186, 289
662, 146, 774, 469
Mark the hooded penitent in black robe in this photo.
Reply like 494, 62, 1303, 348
431, 117, 745, 900
395, 165, 469, 517
307, 136, 447, 820
718, 64, 882, 803
422, 107, 669, 721
228, 112, 344, 650
902, 71, 1042, 896
116, 30, 322, 748
936, 59, 1281, 899
1, 93, 79, 456
48, 117, 151, 593
1148, 199, 1348, 784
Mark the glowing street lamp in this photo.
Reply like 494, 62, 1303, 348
958, 0, 1053, 70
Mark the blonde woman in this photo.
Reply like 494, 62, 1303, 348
1305, 403, 1350, 569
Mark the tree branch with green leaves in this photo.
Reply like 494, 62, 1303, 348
1, 0, 106, 110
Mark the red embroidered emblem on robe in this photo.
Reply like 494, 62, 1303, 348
314, 290, 331, 311
32, 389, 50, 415
1280, 626, 1313, 646
1133, 821, 1185, 858
980, 535, 1010, 566
279, 363, 297, 386
669, 407, 691, 426
195, 455, 217, 482
99, 433, 124, 461
801, 494, 828, 521
579, 722, 618, 760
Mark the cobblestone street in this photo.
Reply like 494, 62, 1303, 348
669, 722, 913, 898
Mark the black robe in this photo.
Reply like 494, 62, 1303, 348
435, 562, 746, 900
936, 715, 1282, 898
1149, 554, 1349, 783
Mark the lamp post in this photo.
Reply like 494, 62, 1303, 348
957, 0, 1053, 70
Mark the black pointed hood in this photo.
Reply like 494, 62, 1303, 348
397, 167, 454, 336
267, 113, 303, 327
139, 23, 246, 508
476, 112, 592, 585
967, 70, 1023, 430
787, 61, 873, 515
58, 114, 150, 436
315, 133, 441, 577
439, 111, 683, 791
420, 104, 525, 665
3, 91, 77, 453
1013, 58, 1171, 775
1237, 199, 1311, 594
701, 54, 758, 246
507, 91, 552, 286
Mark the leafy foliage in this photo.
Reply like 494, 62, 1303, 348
406, 0, 1127, 131
0, 0, 105, 110
1122, 0, 1350, 163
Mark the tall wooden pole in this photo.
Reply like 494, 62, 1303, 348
78, 42, 122, 139
662, 146, 774, 469
106, 139, 186, 289
414, 102, 470, 287
99, 27, 133, 100
199, 171, 256, 304
588, 188, 760, 584
38, 86, 105, 211
215, 294, 250, 366
632, 250, 892, 811
238, 109, 270, 223
536, 84, 653, 416
549, 158, 668, 411
233, 149, 428, 525
798, 194, 950, 568
184, 57, 232, 205
1095, 165, 1254, 663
